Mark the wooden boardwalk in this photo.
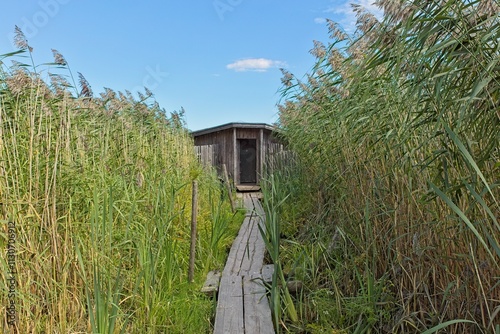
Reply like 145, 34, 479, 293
213, 193, 275, 334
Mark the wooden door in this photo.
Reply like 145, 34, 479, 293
238, 139, 257, 184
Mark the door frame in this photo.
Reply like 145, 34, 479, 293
237, 138, 257, 184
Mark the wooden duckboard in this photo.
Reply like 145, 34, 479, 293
236, 185, 261, 192
213, 193, 274, 334
201, 270, 222, 295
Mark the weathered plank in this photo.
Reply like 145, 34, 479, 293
250, 195, 264, 215
214, 193, 274, 334
213, 275, 244, 334
201, 270, 221, 295
236, 185, 261, 192
244, 276, 274, 334
261, 264, 274, 284
223, 216, 253, 276
239, 221, 263, 277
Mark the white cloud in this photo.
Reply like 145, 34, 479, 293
325, 0, 383, 32
226, 58, 286, 72
314, 17, 327, 24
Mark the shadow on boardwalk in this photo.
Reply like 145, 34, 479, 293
213, 193, 275, 334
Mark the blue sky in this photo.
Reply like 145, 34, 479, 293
0, 0, 380, 131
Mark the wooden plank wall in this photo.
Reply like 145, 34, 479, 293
194, 130, 234, 176
194, 127, 286, 185
264, 142, 295, 176
195, 144, 218, 167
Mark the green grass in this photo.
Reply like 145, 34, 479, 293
0, 32, 241, 333
260, 174, 298, 331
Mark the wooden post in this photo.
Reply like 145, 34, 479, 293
259, 128, 264, 183
222, 164, 235, 212
188, 180, 198, 283
233, 128, 238, 186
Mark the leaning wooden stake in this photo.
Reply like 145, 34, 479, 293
188, 180, 198, 283
222, 164, 235, 212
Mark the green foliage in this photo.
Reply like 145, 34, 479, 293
260, 173, 298, 331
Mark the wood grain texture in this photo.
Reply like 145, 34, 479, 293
244, 277, 274, 334
193, 123, 284, 186
214, 193, 275, 334
201, 270, 221, 295
213, 275, 244, 334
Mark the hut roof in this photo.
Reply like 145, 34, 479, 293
191, 122, 276, 137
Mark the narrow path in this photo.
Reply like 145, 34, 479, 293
213, 193, 275, 334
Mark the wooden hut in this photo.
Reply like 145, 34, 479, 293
192, 122, 284, 190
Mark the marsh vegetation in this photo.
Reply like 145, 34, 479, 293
0, 28, 240, 333
262, 0, 499, 332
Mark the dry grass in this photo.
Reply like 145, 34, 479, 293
271, 0, 499, 332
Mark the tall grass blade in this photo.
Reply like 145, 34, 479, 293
429, 181, 496, 264
444, 124, 498, 206
421, 320, 477, 334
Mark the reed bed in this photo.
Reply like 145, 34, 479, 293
0, 31, 239, 333
264, 0, 499, 332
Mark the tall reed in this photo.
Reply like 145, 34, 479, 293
260, 173, 298, 331
0, 35, 237, 333
273, 0, 499, 332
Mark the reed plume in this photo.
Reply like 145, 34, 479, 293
309, 40, 327, 59
78, 72, 93, 98
51, 49, 67, 66
13, 25, 32, 52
